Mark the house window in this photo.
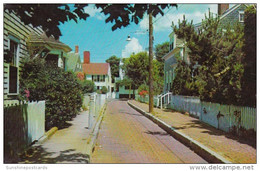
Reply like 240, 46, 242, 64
92, 75, 98, 82
125, 85, 130, 90
9, 39, 18, 66
239, 11, 244, 22
7, 36, 20, 95
99, 75, 105, 82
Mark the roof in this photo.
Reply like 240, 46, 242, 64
194, 4, 248, 29
220, 4, 248, 20
82, 63, 110, 75
66, 52, 81, 72
28, 32, 72, 52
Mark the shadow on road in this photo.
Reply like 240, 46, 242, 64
145, 131, 169, 136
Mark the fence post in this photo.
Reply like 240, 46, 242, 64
88, 94, 95, 129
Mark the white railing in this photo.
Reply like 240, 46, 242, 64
156, 92, 172, 109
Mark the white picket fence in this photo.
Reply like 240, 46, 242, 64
170, 95, 256, 133
135, 95, 158, 106
4, 100, 46, 155
171, 95, 201, 118
27, 101, 45, 143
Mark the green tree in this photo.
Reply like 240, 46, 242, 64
155, 41, 169, 78
172, 61, 198, 96
106, 55, 120, 82
241, 5, 256, 107
155, 41, 169, 62
122, 51, 163, 95
173, 12, 245, 105
122, 52, 149, 87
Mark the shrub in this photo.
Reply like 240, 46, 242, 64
139, 90, 148, 97
101, 86, 108, 94
76, 72, 85, 81
20, 57, 83, 130
80, 80, 95, 94
96, 89, 102, 94
138, 84, 149, 95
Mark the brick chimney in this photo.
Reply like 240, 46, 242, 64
75, 45, 79, 53
84, 51, 90, 64
218, 4, 229, 16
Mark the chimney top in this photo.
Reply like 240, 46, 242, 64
218, 4, 229, 16
75, 45, 79, 53
84, 51, 90, 64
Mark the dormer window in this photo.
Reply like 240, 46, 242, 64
239, 11, 244, 22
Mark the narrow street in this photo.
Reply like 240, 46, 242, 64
91, 100, 207, 163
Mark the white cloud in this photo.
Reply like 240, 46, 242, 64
84, 5, 105, 20
122, 37, 143, 58
139, 5, 218, 32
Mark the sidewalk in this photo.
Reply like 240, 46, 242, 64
20, 111, 92, 164
129, 100, 256, 164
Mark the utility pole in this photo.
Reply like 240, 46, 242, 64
148, 11, 154, 113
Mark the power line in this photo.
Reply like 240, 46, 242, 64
153, 5, 181, 24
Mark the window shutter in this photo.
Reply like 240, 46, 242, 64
9, 65, 18, 94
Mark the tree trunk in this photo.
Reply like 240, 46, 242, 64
148, 12, 154, 113
129, 84, 131, 99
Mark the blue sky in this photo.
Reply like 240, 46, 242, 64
58, 4, 232, 63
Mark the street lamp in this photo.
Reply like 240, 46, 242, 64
126, 35, 131, 41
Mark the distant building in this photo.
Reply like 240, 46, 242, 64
115, 50, 136, 99
65, 45, 82, 72
82, 51, 113, 97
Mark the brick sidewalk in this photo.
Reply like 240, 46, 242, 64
129, 100, 256, 164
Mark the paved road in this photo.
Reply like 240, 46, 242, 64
91, 100, 207, 163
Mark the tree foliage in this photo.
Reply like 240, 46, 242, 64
4, 4, 89, 39
241, 5, 256, 107
155, 41, 169, 78
5, 4, 177, 38
96, 4, 177, 31
122, 51, 164, 95
172, 11, 247, 105
80, 80, 95, 94
105, 55, 120, 81
155, 41, 169, 62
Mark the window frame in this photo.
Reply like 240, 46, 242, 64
7, 35, 20, 95
239, 11, 245, 23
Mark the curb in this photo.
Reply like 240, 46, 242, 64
84, 102, 107, 163
37, 127, 58, 144
127, 101, 232, 164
